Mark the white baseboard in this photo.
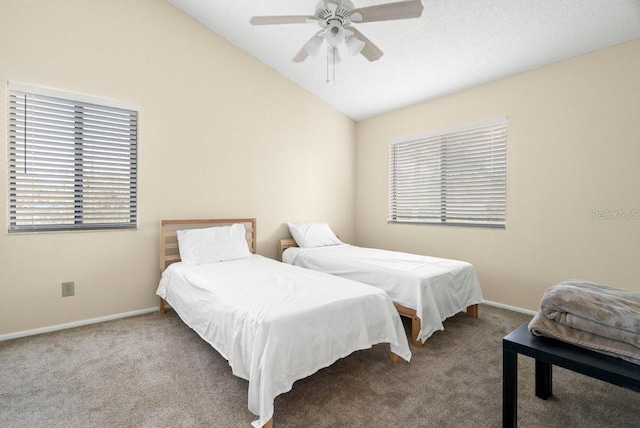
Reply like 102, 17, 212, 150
482, 300, 537, 316
1, 301, 532, 342
0, 307, 159, 342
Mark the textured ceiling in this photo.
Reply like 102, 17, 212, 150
168, 0, 640, 121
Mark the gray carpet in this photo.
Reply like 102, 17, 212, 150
1, 304, 639, 427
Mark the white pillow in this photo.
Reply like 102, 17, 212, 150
287, 222, 343, 248
177, 223, 251, 265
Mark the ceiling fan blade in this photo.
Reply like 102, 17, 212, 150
326, 1, 338, 13
351, 0, 424, 23
347, 27, 383, 62
293, 48, 310, 63
250, 15, 317, 25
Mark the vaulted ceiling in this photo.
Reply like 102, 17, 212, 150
168, 0, 640, 121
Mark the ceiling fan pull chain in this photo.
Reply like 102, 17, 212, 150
326, 46, 330, 84
332, 47, 336, 87
326, 47, 337, 86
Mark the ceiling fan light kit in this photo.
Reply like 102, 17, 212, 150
345, 34, 366, 56
250, 0, 424, 83
326, 19, 346, 47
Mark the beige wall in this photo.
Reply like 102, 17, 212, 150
355, 39, 640, 312
1, 0, 637, 336
0, 0, 356, 335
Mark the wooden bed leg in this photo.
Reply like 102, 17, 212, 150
411, 315, 424, 348
263, 418, 273, 428
393, 303, 423, 348
389, 352, 400, 364
467, 304, 479, 318
159, 298, 166, 314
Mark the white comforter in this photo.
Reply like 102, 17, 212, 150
283, 244, 484, 342
156, 255, 411, 427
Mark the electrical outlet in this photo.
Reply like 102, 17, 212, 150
62, 281, 75, 297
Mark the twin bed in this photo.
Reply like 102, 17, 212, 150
279, 222, 484, 347
157, 219, 411, 428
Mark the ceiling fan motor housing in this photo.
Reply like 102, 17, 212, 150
315, 1, 354, 28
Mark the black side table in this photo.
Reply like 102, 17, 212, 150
503, 322, 640, 427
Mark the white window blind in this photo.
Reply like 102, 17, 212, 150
388, 117, 507, 228
7, 83, 138, 232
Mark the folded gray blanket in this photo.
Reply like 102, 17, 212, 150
529, 279, 640, 365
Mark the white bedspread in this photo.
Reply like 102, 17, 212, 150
156, 255, 410, 427
283, 244, 483, 342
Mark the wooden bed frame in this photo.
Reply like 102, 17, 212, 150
158, 218, 274, 426
158, 219, 403, 428
279, 238, 479, 348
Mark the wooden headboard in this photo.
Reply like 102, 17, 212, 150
278, 238, 298, 262
159, 218, 257, 274
158, 218, 256, 314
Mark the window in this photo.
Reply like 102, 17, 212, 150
388, 117, 507, 228
7, 82, 138, 232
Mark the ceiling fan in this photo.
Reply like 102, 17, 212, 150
249, 0, 424, 64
